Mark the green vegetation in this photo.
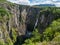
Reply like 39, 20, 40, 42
0, 0, 6, 2
0, 7, 12, 22
0, 40, 5, 45
22, 7, 60, 45
23, 29, 41, 45
5, 37, 13, 45
11, 28, 17, 43
43, 19, 60, 41
0, 5, 13, 45
23, 18, 60, 45
0, 1, 60, 45
0, 7, 10, 16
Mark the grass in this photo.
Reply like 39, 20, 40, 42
0, 0, 6, 2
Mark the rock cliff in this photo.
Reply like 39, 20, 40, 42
0, 1, 60, 45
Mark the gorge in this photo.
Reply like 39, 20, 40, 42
0, 0, 60, 45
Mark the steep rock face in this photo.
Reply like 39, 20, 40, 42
0, 2, 40, 45
0, 2, 60, 45
19, 5, 40, 32
0, 2, 20, 45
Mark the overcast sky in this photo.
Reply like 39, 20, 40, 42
7, 0, 60, 7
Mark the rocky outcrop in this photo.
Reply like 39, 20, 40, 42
0, 2, 60, 45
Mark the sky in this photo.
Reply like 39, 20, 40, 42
7, 0, 60, 7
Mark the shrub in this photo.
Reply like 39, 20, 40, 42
11, 28, 17, 43
5, 37, 13, 45
22, 29, 41, 45
43, 19, 60, 41
31, 29, 41, 42
0, 40, 5, 45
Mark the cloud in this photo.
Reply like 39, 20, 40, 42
7, 0, 30, 5
7, 0, 52, 5
7, 0, 60, 7
53, 0, 60, 2
52, 0, 60, 7
40, 0, 53, 4
54, 2, 60, 7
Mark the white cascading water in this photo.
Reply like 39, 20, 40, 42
34, 12, 40, 29
34, 18, 38, 29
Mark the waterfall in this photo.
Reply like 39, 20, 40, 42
34, 18, 38, 29
34, 12, 40, 29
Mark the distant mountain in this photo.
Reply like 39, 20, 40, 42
35, 4, 56, 7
